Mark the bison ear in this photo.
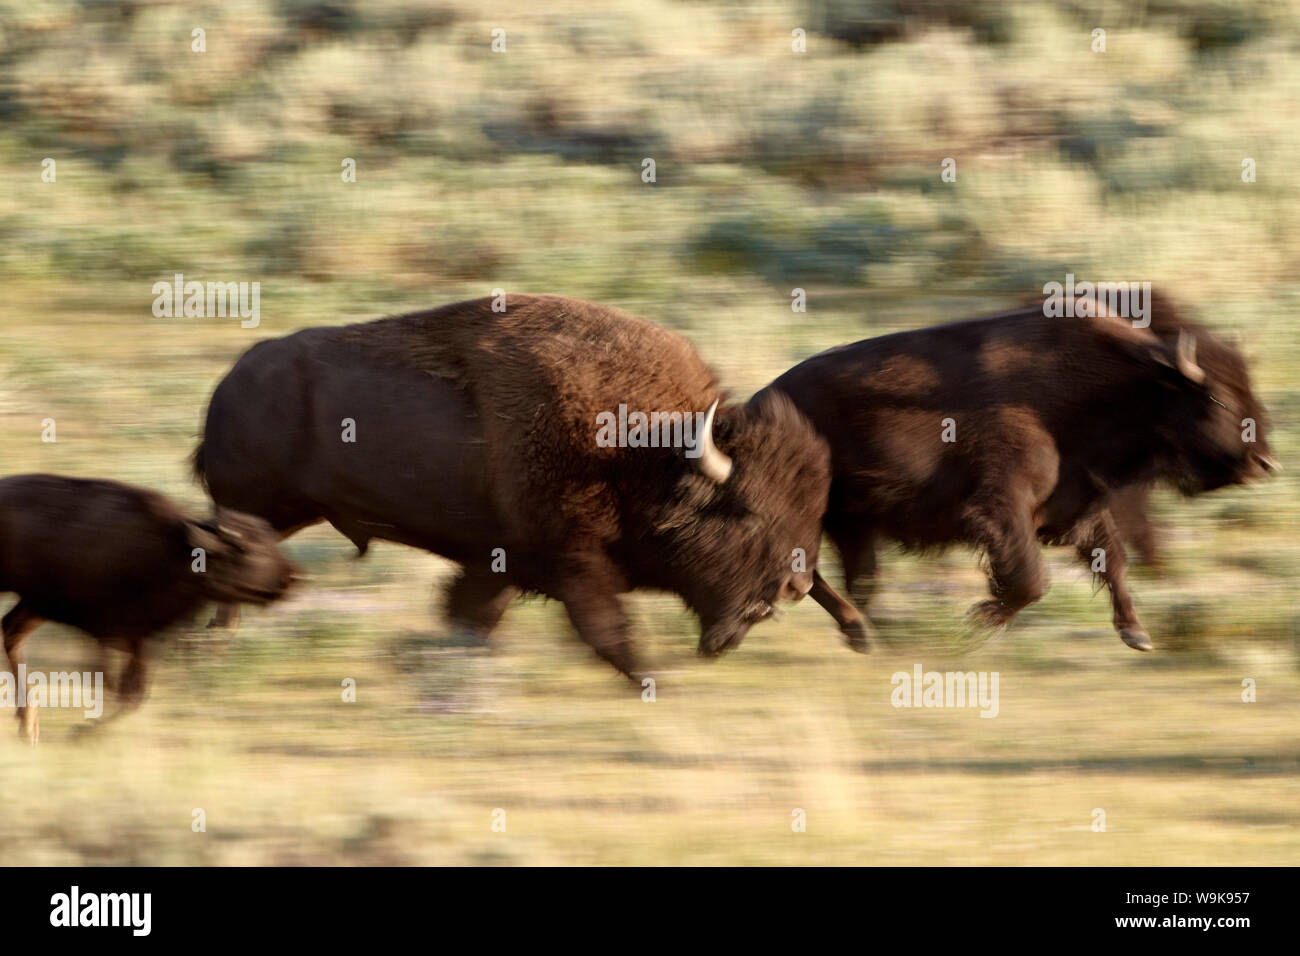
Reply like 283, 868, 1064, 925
213, 509, 250, 541
186, 519, 229, 557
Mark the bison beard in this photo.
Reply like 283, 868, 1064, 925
764, 294, 1274, 652
0, 474, 296, 743
193, 294, 832, 682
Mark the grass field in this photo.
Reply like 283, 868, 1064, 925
0, 0, 1297, 865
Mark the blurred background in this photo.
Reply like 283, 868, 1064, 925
0, 0, 1297, 864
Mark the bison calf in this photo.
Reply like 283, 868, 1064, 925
0, 474, 296, 742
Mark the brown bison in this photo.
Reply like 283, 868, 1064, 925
765, 294, 1275, 651
0, 475, 296, 742
193, 294, 832, 680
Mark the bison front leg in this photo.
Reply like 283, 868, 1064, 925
810, 571, 873, 652
87, 640, 151, 734
115, 643, 150, 713
1109, 485, 1160, 568
445, 565, 517, 646
965, 506, 1047, 631
1071, 511, 1151, 651
826, 520, 880, 616
556, 559, 640, 684
74, 642, 137, 739
3, 601, 43, 745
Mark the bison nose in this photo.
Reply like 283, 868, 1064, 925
778, 571, 814, 602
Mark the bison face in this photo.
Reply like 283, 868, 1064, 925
186, 510, 298, 605
1160, 332, 1276, 494
654, 392, 831, 657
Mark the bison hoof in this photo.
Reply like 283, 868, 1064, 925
841, 618, 874, 653
965, 600, 1013, 630
1120, 628, 1154, 651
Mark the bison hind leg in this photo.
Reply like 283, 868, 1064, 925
964, 504, 1047, 631
444, 565, 517, 646
3, 600, 43, 745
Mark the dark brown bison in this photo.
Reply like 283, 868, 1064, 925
764, 294, 1275, 651
193, 294, 832, 680
0, 475, 296, 742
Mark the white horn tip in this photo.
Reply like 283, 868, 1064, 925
696, 400, 733, 484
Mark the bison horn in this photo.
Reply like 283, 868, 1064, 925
1175, 330, 1205, 384
693, 400, 733, 484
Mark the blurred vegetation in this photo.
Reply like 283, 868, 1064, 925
0, 0, 1297, 864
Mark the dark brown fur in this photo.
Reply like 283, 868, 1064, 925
764, 293, 1274, 650
0, 474, 296, 741
193, 294, 832, 679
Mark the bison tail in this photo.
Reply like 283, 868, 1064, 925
190, 440, 209, 492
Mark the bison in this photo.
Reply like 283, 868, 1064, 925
193, 294, 833, 680
765, 294, 1275, 651
0, 474, 296, 742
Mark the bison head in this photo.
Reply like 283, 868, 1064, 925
1146, 329, 1276, 494
186, 509, 298, 605
638, 391, 831, 657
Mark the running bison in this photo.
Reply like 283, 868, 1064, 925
767, 293, 1275, 651
193, 294, 833, 680
0, 475, 296, 742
